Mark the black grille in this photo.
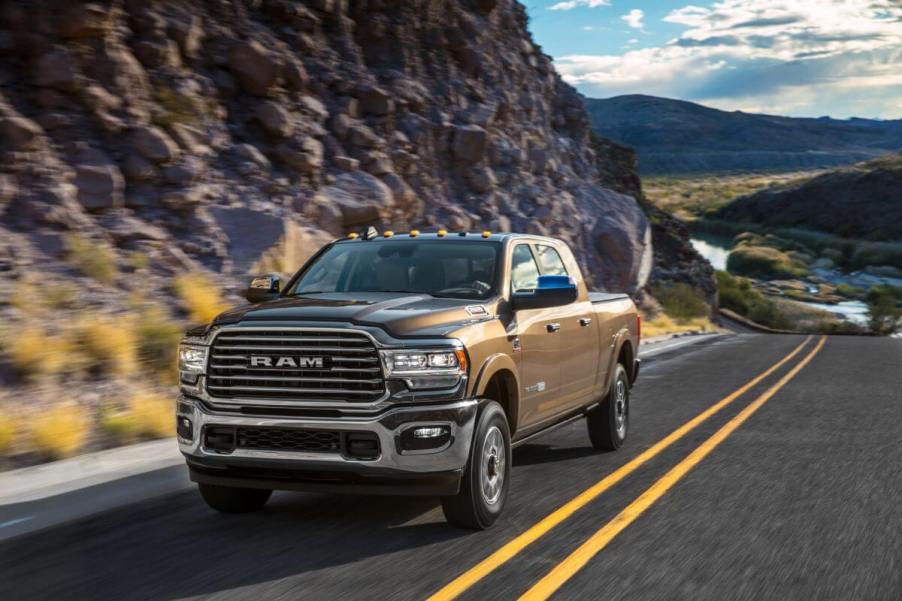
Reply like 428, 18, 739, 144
236, 427, 341, 453
206, 329, 385, 403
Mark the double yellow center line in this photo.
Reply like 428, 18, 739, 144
429, 335, 825, 601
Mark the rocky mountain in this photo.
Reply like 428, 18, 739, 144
0, 0, 681, 322
714, 154, 902, 241
586, 95, 902, 175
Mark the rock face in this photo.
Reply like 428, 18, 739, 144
0, 0, 659, 311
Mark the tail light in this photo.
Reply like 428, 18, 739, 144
636, 314, 641, 344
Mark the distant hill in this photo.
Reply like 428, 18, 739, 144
585, 95, 902, 175
714, 154, 902, 241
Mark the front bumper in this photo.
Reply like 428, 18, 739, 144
178, 397, 478, 496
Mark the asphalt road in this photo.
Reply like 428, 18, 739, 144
2, 333, 901, 601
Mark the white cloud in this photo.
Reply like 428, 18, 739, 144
621, 9, 645, 30
548, 0, 610, 11
553, 0, 902, 117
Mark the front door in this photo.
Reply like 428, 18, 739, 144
510, 243, 562, 428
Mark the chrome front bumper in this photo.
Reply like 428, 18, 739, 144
177, 397, 478, 495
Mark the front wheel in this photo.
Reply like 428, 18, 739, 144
587, 363, 629, 451
441, 401, 511, 530
198, 483, 272, 513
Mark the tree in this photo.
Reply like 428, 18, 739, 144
865, 286, 902, 335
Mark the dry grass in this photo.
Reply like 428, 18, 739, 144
642, 314, 719, 338
66, 234, 118, 284
174, 273, 227, 324
101, 391, 173, 443
29, 403, 90, 460
644, 170, 823, 220
0, 413, 14, 453
7, 326, 75, 380
75, 317, 139, 376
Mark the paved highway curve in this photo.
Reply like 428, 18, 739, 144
3, 333, 901, 601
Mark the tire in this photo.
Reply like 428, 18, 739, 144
441, 401, 511, 530
198, 483, 272, 513
587, 363, 629, 451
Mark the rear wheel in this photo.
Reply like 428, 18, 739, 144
198, 483, 272, 513
441, 401, 511, 530
587, 363, 629, 451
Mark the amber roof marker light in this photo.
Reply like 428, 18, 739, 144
384, 230, 394, 238
482, 231, 491, 238
437, 229, 447, 237
347, 232, 359, 240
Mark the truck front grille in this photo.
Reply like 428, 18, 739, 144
206, 329, 385, 403
236, 427, 341, 453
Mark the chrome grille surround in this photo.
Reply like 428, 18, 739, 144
205, 327, 386, 405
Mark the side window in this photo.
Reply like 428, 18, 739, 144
535, 245, 569, 276
511, 244, 540, 292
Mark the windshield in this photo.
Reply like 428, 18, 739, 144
288, 240, 501, 300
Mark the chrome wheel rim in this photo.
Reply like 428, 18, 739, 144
614, 379, 628, 439
480, 426, 506, 506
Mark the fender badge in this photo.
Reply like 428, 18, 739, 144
512, 337, 521, 352
466, 305, 488, 316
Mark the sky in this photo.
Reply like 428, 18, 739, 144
524, 0, 902, 119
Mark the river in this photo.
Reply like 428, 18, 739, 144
689, 233, 871, 326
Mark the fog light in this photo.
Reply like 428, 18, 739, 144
413, 426, 445, 439
400, 425, 451, 452
177, 416, 193, 440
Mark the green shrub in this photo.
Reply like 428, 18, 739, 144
715, 271, 793, 330
29, 403, 90, 460
174, 273, 226, 324
652, 283, 709, 322
727, 246, 808, 279
835, 284, 866, 299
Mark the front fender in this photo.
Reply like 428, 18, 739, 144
471, 352, 520, 398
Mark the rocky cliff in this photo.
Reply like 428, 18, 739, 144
0, 0, 660, 312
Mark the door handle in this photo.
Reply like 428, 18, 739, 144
546, 323, 561, 333
579, 317, 593, 327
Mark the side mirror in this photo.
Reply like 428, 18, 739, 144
512, 275, 578, 311
244, 274, 281, 304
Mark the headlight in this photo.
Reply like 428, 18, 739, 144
178, 344, 208, 374
379, 349, 468, 377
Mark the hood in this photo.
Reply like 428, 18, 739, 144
213, 292, 495, 338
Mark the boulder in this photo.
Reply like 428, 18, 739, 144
334, 156, 359, 171
452, 125, 488, 164
33, 50, 77, 90
161, 185, 208, 210
59, 3, 111, 38
74, 163, 125, 210
586, 189, 653, 293
381, 173, 417, 211
357, 85, 393, 116
130, 126, 180, 163
122, 154, 156, 182
282, 58, 309, 91
465, 165, 497, 193
274, 137, 323, 175
234, 143, 271, 169
348, 123, 381, 148
171, 15, 203, 59
208, 206, 330, 275
315, 171, 393, 231
101, 214, 168, 244
1, 116, 43, 150
255, 101, 294, 138
228, 41, 279, 95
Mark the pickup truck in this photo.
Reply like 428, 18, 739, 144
177, 230, 640, 529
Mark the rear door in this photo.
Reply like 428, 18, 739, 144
534, 243, 599, 412
510, 243, 562, 428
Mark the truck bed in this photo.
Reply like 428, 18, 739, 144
589, 292, 630, 304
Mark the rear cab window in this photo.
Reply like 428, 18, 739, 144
535, 244, 569, 276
